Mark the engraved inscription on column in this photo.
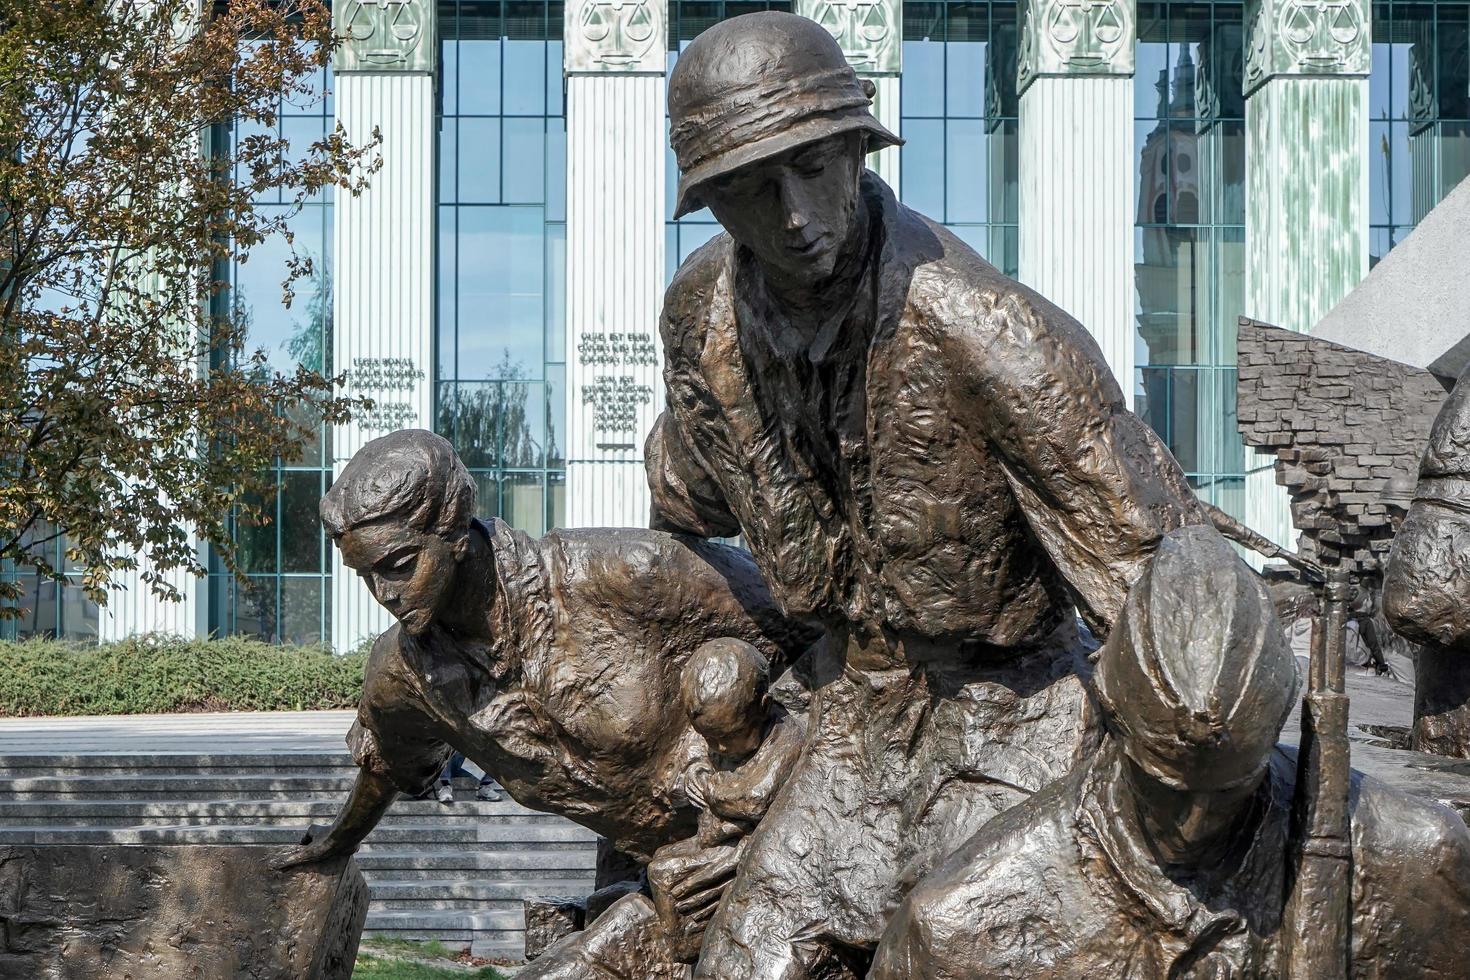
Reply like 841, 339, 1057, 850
333, 0, 435, 73
795, 0, 902, 74
1018, 0, 1135, 94
348, 357, 425, 432
564, 0, 667, 73
1243, 0, 1369, 95
577, 332, 657, 448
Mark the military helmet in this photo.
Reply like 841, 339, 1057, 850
1092, 526, 1299, 792
667, 11, 902, 219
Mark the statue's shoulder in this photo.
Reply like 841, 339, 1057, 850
1351, 766, 1470, 873
661, 232, 736, 351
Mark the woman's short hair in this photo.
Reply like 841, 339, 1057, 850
320, 429, 477, 538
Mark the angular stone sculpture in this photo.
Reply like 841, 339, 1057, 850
872, 529, 1470, 978
0, 845, 366, 979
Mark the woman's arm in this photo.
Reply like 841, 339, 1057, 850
271, 765, 399, 870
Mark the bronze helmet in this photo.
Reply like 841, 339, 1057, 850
667, 11, 901, 219
1092, 526, 1299, 792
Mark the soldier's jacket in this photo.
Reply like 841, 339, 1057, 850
648, 172, 1205, 649
346, 518, 815, 862
871, 745, 1470, 979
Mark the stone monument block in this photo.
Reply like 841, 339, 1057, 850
524, 896, 587, 961
0, 845, 367, 979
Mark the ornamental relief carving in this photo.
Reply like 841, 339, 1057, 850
564, 0, 667, 73
795, 0, 902, 74
333, 0, 434, 73
1243, 0, 1369, 94
1018, 0, 1134, 93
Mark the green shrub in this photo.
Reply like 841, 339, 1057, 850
0, 635, 366, 716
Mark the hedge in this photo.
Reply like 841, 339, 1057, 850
0, 636, 367, 716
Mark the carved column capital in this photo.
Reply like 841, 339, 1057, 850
794, 0, 903, 75
564, 0, 667, 74
1242, 0, 1370, 96
1017, 0, 1135, 95
332, 0, 436, 73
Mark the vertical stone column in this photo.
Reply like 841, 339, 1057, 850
1241, 0, 1369, 548
330, 0, 436, 652
563, 0, 667, 529
1016, 0, 1137, 406
796, 0, 903, 188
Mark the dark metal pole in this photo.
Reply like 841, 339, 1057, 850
1287, 566, 1353, 978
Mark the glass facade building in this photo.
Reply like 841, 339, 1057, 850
10, 0, 1470, 643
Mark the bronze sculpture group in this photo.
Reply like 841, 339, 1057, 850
282, 12, 1470, 977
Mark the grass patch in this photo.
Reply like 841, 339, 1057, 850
0, 635, 366, 716
352, 952, 507, 979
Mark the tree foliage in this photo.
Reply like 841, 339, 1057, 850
0, 0, 379, 615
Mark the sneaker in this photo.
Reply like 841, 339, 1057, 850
435, 782, 455, 805
476, 782, 503, 802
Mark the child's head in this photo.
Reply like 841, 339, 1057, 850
320, 429, 477, 635
681, 637, 771, 759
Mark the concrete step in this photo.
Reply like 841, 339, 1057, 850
0, 773, 362, 799
355, 849, 599, 877
365, 909, 527, 936
0, 753, 358, 777
0, 799, 568, 825
368, 878, 592, 912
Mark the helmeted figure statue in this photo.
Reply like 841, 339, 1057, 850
648, 11, 1209, 977
871, 527, 1470, 979
1385, 366, 1470, 757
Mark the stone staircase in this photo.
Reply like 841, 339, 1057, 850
0, 748, 598, 959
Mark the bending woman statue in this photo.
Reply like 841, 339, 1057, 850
274, 429, 814, 870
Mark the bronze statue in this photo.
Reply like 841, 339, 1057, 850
648, 11, 1207, 975
274, 429, 815, 871
1385, 367, 1470, 757
872, 527, 1470, 978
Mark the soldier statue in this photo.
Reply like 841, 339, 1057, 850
872, 527, 1470, 978
647, 11, 1209, 977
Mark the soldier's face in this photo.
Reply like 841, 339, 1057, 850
701, 133, 865, 281
337, 521, 467, 636
1122, 754, 1263, 866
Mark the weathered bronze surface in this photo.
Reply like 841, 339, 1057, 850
1386, 365, 1470, 757
872, 529, 1470, 978
287, 11, 1470, 975
0, 845, 366, 979
648, 12, 1205, 976
275, 428, 816, 873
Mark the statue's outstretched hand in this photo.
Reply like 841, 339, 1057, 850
270, 824, 351, 871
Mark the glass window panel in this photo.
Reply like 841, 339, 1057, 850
280, 471, 324, 573
459, 38, 503, 115
904, 2, 946, 43
1370, 120, 1393, 225
1370, 33, 1394, 120
459, 117, 502, 203
457, 206, 546, 379
1443, 121, 1470, 192
504, 117, 547, 204
439, 119, 458, 204
945, 119, 988, 222
1390, 120, 1412, 222
282, 402, 324, 467
280, 578, 325, 646
15, 572, 56, 638
504, 40, 548, 116
60, 582, 98, 641
547, 471, 566, 531
473, 471, 502, 521
548, 40, 566, 116
547, 363, 567, 468
501, 472, 546, 535
441, 38, 459, 117
546, 121, 567, 221
547, 223, 567, 361
453, 383, 502, 468
235, 489, 278, 574
901, 118, 944, 218
439, 206, 458, 378
1439, 13, 1470, 120
946, 40, 987, 117
502, 380, 548, 467
1170, 122, 1201, 224
1137, 119, 1171, 224
237, 577, 278, 641
902, 40, 945, 116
